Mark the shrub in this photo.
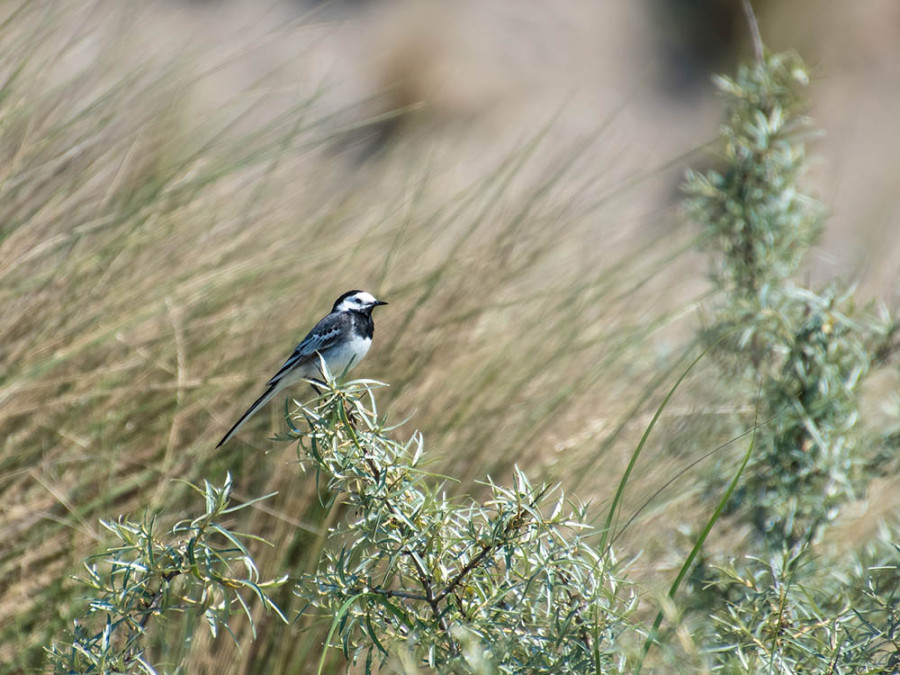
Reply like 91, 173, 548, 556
46, 475, 287, 672
48, 373, 636, 672
291, 375, 635, 673
684, 51, 896, 546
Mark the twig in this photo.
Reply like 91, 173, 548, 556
366, 587, 429, 602
436, 503, 531, 604
341, 410, 459, 654
436, 543, 494, 604
741, 0, 764, 63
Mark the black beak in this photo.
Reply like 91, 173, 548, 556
374, 300, 388, 306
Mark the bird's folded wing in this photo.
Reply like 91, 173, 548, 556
265, 317, 345, 386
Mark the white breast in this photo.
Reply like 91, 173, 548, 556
324, 334, 372, 376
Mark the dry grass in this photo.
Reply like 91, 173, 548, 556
0, 4, 700, 670
2, 2, 899, 673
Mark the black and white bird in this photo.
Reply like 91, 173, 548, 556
216, 290, 387, 448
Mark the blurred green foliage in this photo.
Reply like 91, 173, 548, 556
684, 52, 898, 546
682, 50, 900, 672
705, 524, 900, 672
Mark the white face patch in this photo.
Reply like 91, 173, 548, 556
336, 291, 378, 311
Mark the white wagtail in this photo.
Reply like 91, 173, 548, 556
216, 290, 387, 447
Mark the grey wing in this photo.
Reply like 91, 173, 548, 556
265, 313, 345, 387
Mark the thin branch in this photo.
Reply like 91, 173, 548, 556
436, 503, 531, 604
741, 0, 764, 63
377, 588, 430, 602
343, 412, 459, 654
405, 549, 458, 655
436, 543, 493, 604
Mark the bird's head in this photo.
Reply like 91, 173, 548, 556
333, 290, 388, 314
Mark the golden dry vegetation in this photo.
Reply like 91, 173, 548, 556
2, 1, 899, 671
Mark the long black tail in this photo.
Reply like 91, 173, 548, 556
216, 384, 280, 448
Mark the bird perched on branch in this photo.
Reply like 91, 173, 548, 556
216, 290, 387, 447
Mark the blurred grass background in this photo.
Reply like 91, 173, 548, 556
2, 1, 899, 671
